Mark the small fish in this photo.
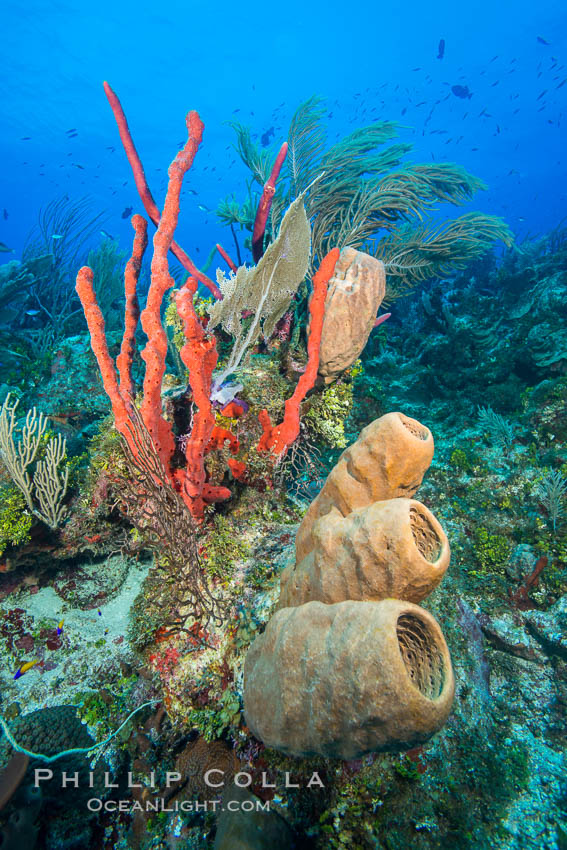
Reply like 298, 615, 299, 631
197, 204, 210, 213
25, 309, 41, 316
451, 85, 472, 99
537, 35, 550, 45
3, 209, 8, 220
66, 128, 77, 134
14, 659, 39, 680
437, 39, 445, 60
97, 609, 102, 616
71, 163, 84, 169
0, 241, 14, 253
20, 137, 31, 141
374, 312, 392, 328
186, 188, 197, 195
51, 233, 63, 239
121, 206, 133, 219
56, 619, 64, 635
100, 229, 115, 240
261, 126, 274, 147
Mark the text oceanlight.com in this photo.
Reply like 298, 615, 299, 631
87, 798, 271, 813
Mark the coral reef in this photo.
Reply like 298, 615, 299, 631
1, 83, 566, 850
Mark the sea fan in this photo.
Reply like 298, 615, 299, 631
477, 405, 515, 454
533, 469, 567, 532
209, 193, 311, 392
226, 96, 514, 294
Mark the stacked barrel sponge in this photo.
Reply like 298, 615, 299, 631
243, 412, 455, 760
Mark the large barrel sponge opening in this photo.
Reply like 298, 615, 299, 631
296, 412, 435, 563
243, 599, 455, 759
409, 504, 444, 564
397, 612, 446, 700
280, 498, 450, 609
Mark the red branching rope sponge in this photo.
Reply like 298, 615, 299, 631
208, 427, 239, 454
103, 81, 222, 300
116, 214, 147, 400
76, 110, 231, 520
258, 247, 340, 458
252, 141, 288, 263
139, 111, 206, 470
174, 277, 231, 517
76, 215, 143, 441
216, 242, 238, 272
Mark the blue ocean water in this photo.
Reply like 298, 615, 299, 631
1, 0, 565, 260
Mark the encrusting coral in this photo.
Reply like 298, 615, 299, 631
244, 411, 454, 759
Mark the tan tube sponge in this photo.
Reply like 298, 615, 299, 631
296, 411, 434, 562
317, 247, 386, 382
279, 498, 450, 609
243, 599, 455, 760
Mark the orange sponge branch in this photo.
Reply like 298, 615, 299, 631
116, 214, 147, 400
258, 247, 340, 458
174, 278, 231, 517
75, 265, 132, 433
76, 108, 231, 521
139, 111, 205, 470
103, 81, 222, 300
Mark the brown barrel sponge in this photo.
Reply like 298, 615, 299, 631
317, 247, 386, 381
279, 498, 450, 609
296, 412, 434, 562
243, 599, 455, 760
